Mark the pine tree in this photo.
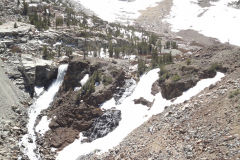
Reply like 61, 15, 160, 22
108, 42, 113, 58
14, 22, 18, 28
22, 0, 28, 15
42, 46, 49, 60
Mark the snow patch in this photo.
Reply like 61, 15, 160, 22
76, 0, 164, 24
80, 74, 89, 86
166, 0, 240, 46
35, 116, 51, 136
34, 86, 44, 96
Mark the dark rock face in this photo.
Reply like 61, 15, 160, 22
159, 66, 217, 100
35, 65, 58, 89
134, 97, 153, 108
83, 110, 121, 142
45, 128, 79, 149
160, 80, 196, 100
61, 58, 89, 92
46, 91, 103, 149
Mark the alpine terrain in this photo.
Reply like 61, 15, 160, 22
0, 0, 239, 160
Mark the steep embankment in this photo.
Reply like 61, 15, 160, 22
0, 59, 29, 159
0, 59, 21, 119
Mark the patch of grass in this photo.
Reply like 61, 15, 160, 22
186, 59, 191, 65
159, 65, 169, 82
171, 74, 181, 82
102, 75, 113, 86
209, 63, 223, 72
229, 89, 240, 99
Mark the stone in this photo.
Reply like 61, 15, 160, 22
83, 110, 121, 142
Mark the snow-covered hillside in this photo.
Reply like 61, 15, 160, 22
75, 0, 163, 24
166, 0, 240, 46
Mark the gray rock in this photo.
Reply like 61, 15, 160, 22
83, 109, 121, 142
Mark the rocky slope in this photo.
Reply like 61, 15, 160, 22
88, 49, 240, 160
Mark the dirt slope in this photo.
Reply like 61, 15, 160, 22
0, 59, 21, 120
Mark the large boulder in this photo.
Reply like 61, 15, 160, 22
82, 110, 121, 142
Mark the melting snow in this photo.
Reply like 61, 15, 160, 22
76, 0, 164, 24
35, 116, 51, 136
57, 69, 224, 160
80, 74, 89, 86
34, 86, 44, 96
166, 0, 240, 46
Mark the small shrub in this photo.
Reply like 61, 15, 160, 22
209, 63, 222, 72
56, 16, 64, 27
14, 22, 18, 28
80, 71, 101, 96
159, 65, 169, 82
186, 59, 191, 65
42, 46, 54, 60
229, 89, 240, 99
81, 80, 95, 96
171, 74, 181, 82
138, 59, 147, 76
102, 75, 113, 86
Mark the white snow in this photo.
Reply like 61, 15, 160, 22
34, 86, 44, 96
165, 0, 240, 46
57, 69, 224, 160
80, 74, 89, 86
35, 116, 51, 136
19, 64, 68, 160
76, 0, 164, 24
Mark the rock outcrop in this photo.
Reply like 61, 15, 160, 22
83, 109, 121, 142
43, 58, 126, 150
158, 64, 219, 100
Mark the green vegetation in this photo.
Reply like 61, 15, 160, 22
138, 59, 147, 76
159, 65, 169, 82
229, 89, 240, 99
158, 53, 173, 65
14, 22, 18, 28
102, 75, 113, 86
29, 12, 50, 30
81, 79, 95, 96
165, 41, 178, 49
56, 16, 64, 28
171, 74, 181, 82
209, 63, 223, 72
186, 59, 191, 65
65, 47, 73, 57
0, 22, 2, 25
80, 71, 101, 96
42, 46, 54, 60
22, 0, 28, 15
108, 42, 113, 58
